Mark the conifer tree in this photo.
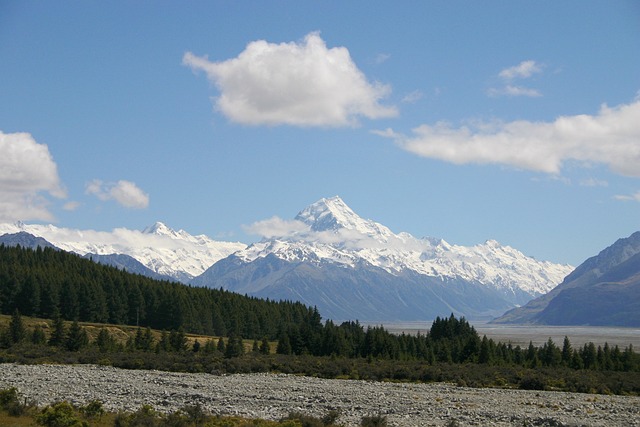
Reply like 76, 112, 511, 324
169, 329, 187, 352
259, 336, 271, 355
202, 338, 216, 353
95, 328, 117, 352
561, 336, 572, 366
9, 309, 26, 344
224, 333, 244, 358
31, 325, 47, 345
276, 333, 292, 355
66, 320, 89, 351
48, 313, 66, 347
216, 337, 225, 353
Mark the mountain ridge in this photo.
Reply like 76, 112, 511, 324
193, 196, 573, 321
0, 196, 574, 321
0, 221, 246, 283
493, 231, 640, 326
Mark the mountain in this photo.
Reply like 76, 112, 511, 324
0, 231, 58, 250
81, 253, 178, 282
0, 222, 246, 283
192, 196, 573, 321
493, 231, 640, 326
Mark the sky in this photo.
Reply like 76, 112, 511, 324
1, 1, 639, 266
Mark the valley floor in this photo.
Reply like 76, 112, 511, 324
1, 363, 638, 426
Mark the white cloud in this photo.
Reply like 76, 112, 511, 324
402, 90, 424, 103
0, 131, 66, 222
243, 216, 309, 239
499, 60, 543, 80
243, 215, 423, 252
489, 60, 544, 98
614, 191, 640, 202
375, 53, 391, 64
377, 99, 640, 177
63, 201, 81, 211
580, 178, 608, 187
488, 85, 542, 98
183, 32, 397, 127
86, 179, 149, 209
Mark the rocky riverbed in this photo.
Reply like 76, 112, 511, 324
1, 363, 638, 426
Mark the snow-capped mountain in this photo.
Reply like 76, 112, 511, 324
193, 196, 574, 321
0, 221, 246, 283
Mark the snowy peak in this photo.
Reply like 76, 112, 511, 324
295, 196, 394, 241
235, 196, 574, 299
142, 221, 173, 236
0, 221, 246, 282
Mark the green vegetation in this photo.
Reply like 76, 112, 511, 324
1, 244, 640, 396
1, 389, 385, 427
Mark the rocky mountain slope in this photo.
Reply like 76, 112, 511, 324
494, 231, 640, 326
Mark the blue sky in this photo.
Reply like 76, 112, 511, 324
1, 1, 639, 266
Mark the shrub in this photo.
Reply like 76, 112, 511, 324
36, 401, 87, 427
360, 414, 387, 427
281, 410, 341, 427
0, 386, 34, 416
80, 400, 104, 420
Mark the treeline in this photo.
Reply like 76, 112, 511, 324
0, 244, 321, 340
1, 245, 639, 376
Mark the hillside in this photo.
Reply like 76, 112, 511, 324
494, 231, 640, 326
0, 244, 320, 340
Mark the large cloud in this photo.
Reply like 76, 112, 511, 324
376, 99, 640, 177
183, 32, 397, 127
86, 179, 149, 209
243, 216, 423, 251
0, 131, 66, 222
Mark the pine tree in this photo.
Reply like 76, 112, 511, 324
156, 330, 170, 353
31, 325, 47, 345
259, 336, 271, 355
561, 336, 572, 366
478, 335, 493, 364
9, 309, 26, 344
95, 328, 117, 352
224, 334, 244, 358
48, 313, 66, 347
66, 321, 89, 351
169, 329, 187, 352
216, 337, 226, 353
276, 332, 292, 355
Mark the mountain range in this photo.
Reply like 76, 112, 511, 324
191, 197, 572, 321
0, 196, 573, 322
0, 221, 245, 283
493, 231, 640, 326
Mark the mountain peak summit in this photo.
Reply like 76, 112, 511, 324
295, 196, 394, 240
142, 222, 172, 235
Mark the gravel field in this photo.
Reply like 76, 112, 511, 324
1, 363, 639, 426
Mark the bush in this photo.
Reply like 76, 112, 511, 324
360, 414, 387, 427
0, 386, 34, 416
518, 374, 546, 391
80, 400, 104, 420
36, 401, 87, 427
281, 410, 341, 427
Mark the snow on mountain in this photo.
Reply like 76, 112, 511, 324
236, 196, 573, 299
0, 221, 246, 283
